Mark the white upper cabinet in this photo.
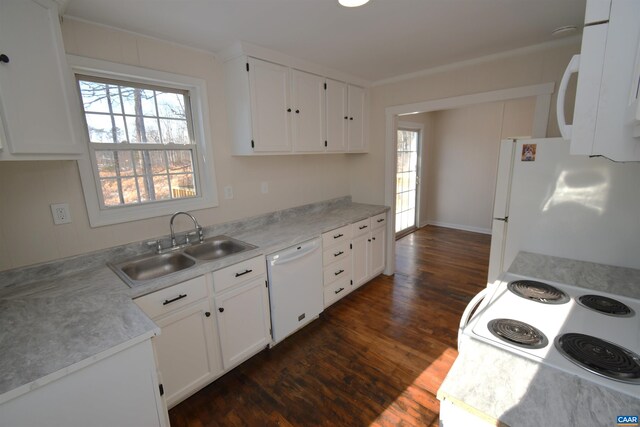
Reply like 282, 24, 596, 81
558, 0, 640, 161
347, 84, 366, 152
291, 69, 326, 153
248, 58, 291, 153
223, 45, 368, 156
325, 79, 348, 152
0, 0, 84, 160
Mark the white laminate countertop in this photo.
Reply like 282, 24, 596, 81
437, 251, 640, 426
0, 198, 389, 404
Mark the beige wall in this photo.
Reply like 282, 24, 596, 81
0, 22, 580, 271
396, 97, 534, 234
0, 19, 351, 271
349, 41, 581, 207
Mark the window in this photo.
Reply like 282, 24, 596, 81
68, 55, 218, 227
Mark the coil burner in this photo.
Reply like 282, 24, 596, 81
577, 295, 634, 317
555, 333, 640, 384
507, 280, 570, 304
487, 318, 549, 349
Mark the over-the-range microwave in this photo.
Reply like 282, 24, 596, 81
557, 0, 640, 162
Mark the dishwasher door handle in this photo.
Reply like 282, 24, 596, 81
269, 239, 321, 266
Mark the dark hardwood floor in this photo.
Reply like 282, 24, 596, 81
169, 225, 491, 427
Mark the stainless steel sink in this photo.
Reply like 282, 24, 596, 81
110, 252, 196, 285
109, 235, 256, 287
183, 235, 256, 261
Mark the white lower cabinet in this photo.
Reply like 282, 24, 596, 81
0, 339, 168, 427
352, 212, 387, 290
321, 224, 353, 308
213, 256, 272, 370
134, 275, 223, 409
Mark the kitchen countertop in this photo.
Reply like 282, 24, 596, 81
438, 339, 640, 427
0, 197, 388, 404
437, 251, 640, 426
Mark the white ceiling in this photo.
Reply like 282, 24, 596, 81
63, 0, 586, 83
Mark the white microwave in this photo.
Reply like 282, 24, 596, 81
557, 0, 640, 162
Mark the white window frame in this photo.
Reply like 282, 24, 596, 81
67, 55, 219, 227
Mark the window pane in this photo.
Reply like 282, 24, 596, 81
100, 179, 122, 207
142, 118, 161, 143
116, 151, 134, 176
137, 177, 150, 202
95, 151, 116, 177
160, 119, 190, 145
167, 150, 194, 173
156, 92, 186, 119
121, 178, 139, 204
152, 175, 171, 200
170, 174, 195, 199
79, 81, 120, 114
85, 113, 126, 143
149, 151, 167, 174
125, 117, 143, 144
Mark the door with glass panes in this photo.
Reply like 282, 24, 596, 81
396, 126, 421, 238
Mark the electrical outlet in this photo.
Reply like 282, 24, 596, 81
51, 203, 72, 225
261, 181, 269, 194
224, 185, 234, 199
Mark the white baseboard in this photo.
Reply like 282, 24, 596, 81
421, 220, 492, 235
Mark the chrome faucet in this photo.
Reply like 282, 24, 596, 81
170, 211, 204, 247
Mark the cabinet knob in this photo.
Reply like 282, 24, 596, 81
218, 307, 224, 313
295, 109, 300, 114
344, 116, 348, 120
205, 311, 211, 317
0, 54, 9, 64
350, 117, 354, 120
287, 108, 292, 112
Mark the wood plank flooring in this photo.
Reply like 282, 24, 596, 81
169, 225, 491, 427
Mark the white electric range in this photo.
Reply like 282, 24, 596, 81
459, 272, 640, 398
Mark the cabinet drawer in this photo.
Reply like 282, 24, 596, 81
322, 224, 352, 248
351, 218, 371, 237
134, 275, 209, 319
213, 255, 266, 294
323, 256, 351, 285
371, 212, 387, 230
322, 240, 350, 266
324, 277, 351, 308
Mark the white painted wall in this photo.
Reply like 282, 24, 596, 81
351, 40, 580, 207
0, 19, 351, 271
0, 23, 580, 271
396, 97, 535, 234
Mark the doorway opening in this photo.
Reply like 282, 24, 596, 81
395, 124, 422, 238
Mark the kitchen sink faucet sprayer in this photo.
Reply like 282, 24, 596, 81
170, 211, 204, 247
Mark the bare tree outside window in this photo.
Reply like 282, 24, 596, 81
77, 76, 198, 208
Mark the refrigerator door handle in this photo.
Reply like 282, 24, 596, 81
493, 216, 509, 222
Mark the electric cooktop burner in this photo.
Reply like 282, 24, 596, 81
507, 280, 570, 304
488, 318, 549, 349
577, 295, 634, 317
555, 333, 640, 384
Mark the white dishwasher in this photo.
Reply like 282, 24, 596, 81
266, 238, 323, 345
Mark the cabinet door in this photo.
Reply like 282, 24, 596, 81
347, 84, 366, 152
369, 226, 385, 278
0, 0, 83, 155
154, 299, 222, 408
325, 79, 347, 152
291, 70, 325, 152
351, 233, 369, 288
248, 58, 291, 152
215, 276, 271, 370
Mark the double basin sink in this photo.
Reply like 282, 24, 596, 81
109, 235, 257, 287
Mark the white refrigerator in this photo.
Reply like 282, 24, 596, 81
487, 137, 640, 283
